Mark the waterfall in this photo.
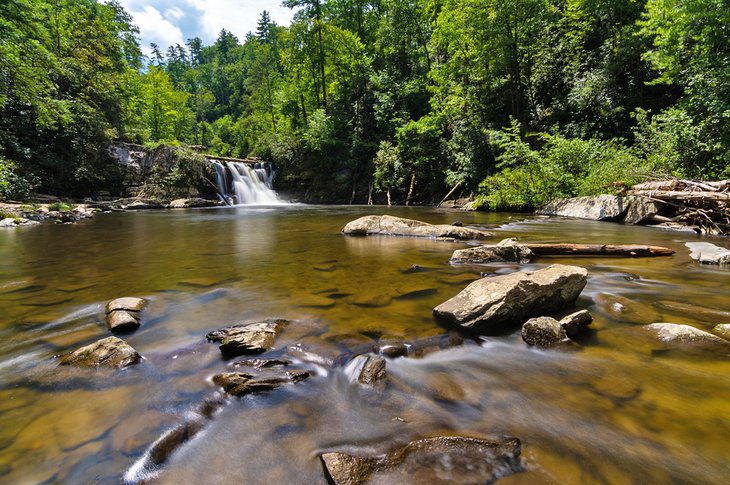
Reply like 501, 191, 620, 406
211, 160, 281, 205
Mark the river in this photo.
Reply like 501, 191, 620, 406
0, 205, 728, 483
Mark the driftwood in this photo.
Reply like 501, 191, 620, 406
630, 190, 730, 202
524, 243, 675, 257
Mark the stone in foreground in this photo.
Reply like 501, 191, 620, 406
685, 242, 730, 265
320, 435, 522, 485
59, 336, 141, 368
342, 215, 492, 240
105, 297, 147, 332
644, 323, 729, 347
212, 369, 310, 397
450, 238, 533, 264
540, 195, 629, 221
358, 355, 386, 385
433, 264, 588, 334
206, 319, 286, 356
522, 317, 567, 347
559, 310, 593, 337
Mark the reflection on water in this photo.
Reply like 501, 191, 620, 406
0, 206, 728, 483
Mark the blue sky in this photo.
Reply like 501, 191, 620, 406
117, 1, 295, 54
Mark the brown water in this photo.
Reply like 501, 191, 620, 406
0, 206, 728, 484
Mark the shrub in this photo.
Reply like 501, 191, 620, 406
0, 158, 38, 201
48, 202, 73, 212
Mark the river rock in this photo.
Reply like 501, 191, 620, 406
522, 317, 567, 347
685, 242, 730, 265
433, 264, 588, 333
320, 435, 522, 485
212, 369, 310, 397
713, 324, 730, 340
232, 358, 292, 369
624, 196, 663, 224
168, 198, 221, 209
105, 297, 147, 332
540, 195, 629, 221
342, 215, 493, 239
644, 323, 729, 347
559, 310, 593, 337
206, 319, 287, 356
0, 217, 39, 228
358, 355, 386, 385
450, 238, 533, 264
59, 336, 141, 368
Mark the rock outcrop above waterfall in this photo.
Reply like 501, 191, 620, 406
320, 436, 523, 484
106, 297, 147, 332
686, 242, 730, 265
59, 336, 141, 368
212, 369, 310, 397
206, 319, 287, 356
450, 238, 533, 264
342, 215, 493, 239
433, 265, 588, 334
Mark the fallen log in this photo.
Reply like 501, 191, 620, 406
524, 243, 675, 257
629, 190, 730, 202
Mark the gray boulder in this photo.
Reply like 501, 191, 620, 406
540, 195, 629, 221
320, 435, 522, 485
206, 319, 287, 356
433, 264, 588, 334
59, 336, 141, 368
644, 323, 729, 347
624, 196, 663, 224
559, 310, 593, 337
685, 242, 730, 265
342, 215, 492, 240
450, 238, 533, 264
521, 316, 567, 347
168, 198, 221, 209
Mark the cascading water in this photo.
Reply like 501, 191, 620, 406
212, 160, 281, 205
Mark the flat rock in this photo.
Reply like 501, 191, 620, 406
559, 310, 593, 337
212, 369, 310, 397
358, 355, 386, 385
433, 264, 588, 334
320, 435, 522, 485
685, 242, 730, 265
540, 195, 629, 221
59, 336, 141, 368
450, 238, 533, 264
105, 297, 147, 313
0, 217, 39, 227
232, 358, 291, 369
624, 196, 663, 224
342, 215, 492, 240
644, 323, 729, 347
521, 317, 567, 347
168, 198, 221, 209
106, 310, 140, 332
206, 319, 286, 356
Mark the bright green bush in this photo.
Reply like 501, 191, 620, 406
0, 158, 37, 201
48, 202, 73, 212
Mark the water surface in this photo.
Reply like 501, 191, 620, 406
0, 206, 728, 483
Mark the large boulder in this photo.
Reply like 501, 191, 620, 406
644, 323, 729, 348
624, 196, 663, 224
450, 238, 533, 264
59, 336, 141, 368
433, 265, 588, 334
685, 242, 730, 265
206, 319, 287, 356
105, 297, 147, 332
342, 215, 492, 240
320, 435, 522, 485
540, 195, 629, 221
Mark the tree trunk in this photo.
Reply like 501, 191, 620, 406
406, 173, 416, 206
367, 182, 373, 205
524, 243, 675, 257
437, 181, 462, 208
386, 189, 391, 207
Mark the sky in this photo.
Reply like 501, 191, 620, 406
117, 1, 296, 55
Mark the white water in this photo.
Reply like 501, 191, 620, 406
212, 161, 281, 205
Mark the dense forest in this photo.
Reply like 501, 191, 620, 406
1, 0, 728, 207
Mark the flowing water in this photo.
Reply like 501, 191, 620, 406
212, 161, 279, 205
0, 206, 728, 484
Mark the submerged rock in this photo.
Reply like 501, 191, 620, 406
59, 336, 141, 368
644, 323, 729, 347
450, 238, 533, 264
685, 242, 730, 265
540, 195, 629, 221
206, 319, 287, 356
105, 297, 147, 332
212, 369, 310, 397
521, 316, 567, 347
358, 355, 386, 385
232, 358, 291, 369
320, 435, 522, 485
433, 264, 588, 334
0, 217, 39, 228
624, 196, 663, 224
342, 215, 492, 240
713, 324, 730, 340
559, 310, 593, 338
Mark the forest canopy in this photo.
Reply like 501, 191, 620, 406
1, 0, 728, 206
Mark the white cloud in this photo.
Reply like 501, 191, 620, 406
124, 5, 185, 54
164, 6, 185, 20
185, 0, 294, 42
